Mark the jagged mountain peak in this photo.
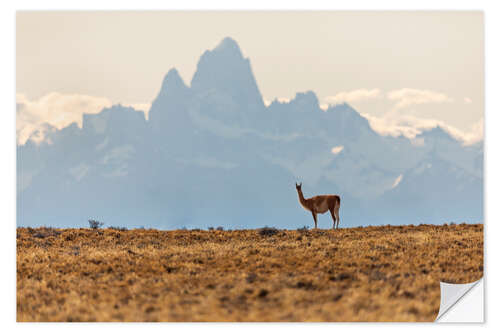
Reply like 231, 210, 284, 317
191, 37, 248, 88
17, 37, 483, 228
190, 37, 265, 112
290, 91, 320, 110
267, 91, 320, 111
164, 67, 183, 83
158, 68, 188, 95
326, 102, 356, 112
100, 104, 144, 115
82, 104, 146, 135
213, 36, 243, 58
149, 69, 192, 129
417, 125, 455, 143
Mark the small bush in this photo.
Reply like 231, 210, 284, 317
216, 226, 224, 231
259, 227, 279, 237
88, 219, 104, 229
208, 227, 214, 231
297, 226, 309, 233
33, 227, 61, 239
108, 226, 127, 231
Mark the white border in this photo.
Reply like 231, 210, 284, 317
3, 0, 498, 331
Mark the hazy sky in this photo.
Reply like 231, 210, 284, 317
16, 11, 484, 145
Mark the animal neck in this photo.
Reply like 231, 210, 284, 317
297, 189, 307, 206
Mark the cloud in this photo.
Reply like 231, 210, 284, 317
69, 163, 90, 182
387, 88, 453, 109
324, 89, 381, 104
361, 112, 484, 146
16, 92, 150, 145
16, 92, 112, 145
324, 88, 454, 111
277, 97, 291, 103
355, 87, 480, 145
392, 174, 403, 188
331, 145, 344, 155
319, 103, 329, 111
264, 97, 291, 107
468, 117, 484, 143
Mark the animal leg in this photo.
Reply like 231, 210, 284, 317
329, 208, 336, 230
334, 202, 340, 229
311, 211, 318, 229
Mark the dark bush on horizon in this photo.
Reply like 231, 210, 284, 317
108, 226, 127, 231
33, 227, 61, 239
297, 226, 309, 233
88, 219, 104, 229
259, 227, 279, 237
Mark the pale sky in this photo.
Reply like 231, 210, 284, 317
16, 11, 484, 145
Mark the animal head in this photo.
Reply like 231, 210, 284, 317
295, 182, 302, 191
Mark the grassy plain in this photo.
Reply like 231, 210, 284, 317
17, 224, 483, 322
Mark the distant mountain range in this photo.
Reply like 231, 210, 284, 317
17, 37, 483, 229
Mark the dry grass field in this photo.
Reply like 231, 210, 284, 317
17, 224, 483, 322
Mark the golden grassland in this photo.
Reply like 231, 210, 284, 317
17, 223, 483, 322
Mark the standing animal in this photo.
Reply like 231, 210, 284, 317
295, 182, 341, 229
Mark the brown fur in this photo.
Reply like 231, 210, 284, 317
295, 183, 341, 229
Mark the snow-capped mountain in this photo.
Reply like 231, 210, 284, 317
16, 37, 483, 229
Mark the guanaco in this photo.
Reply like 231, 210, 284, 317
295, 182, 341, 229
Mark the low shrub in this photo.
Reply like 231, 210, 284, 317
297, 226, 309, 233
88, 219, 104, 229
259, 227, 279, 237
108, 226, 127, 231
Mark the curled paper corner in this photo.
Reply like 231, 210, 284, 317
435, 278, 483, 322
